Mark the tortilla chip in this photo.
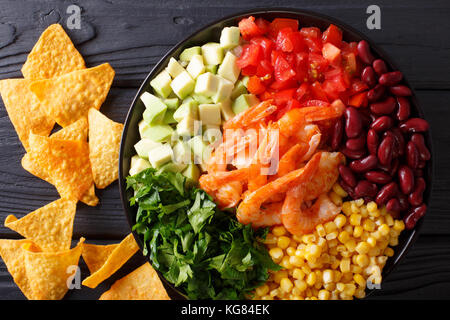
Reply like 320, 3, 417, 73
0, 79, 55, 151
99, 262, 170, 300
28, 133, 93, 201
82, 243, 119, 274
23, 238, 84, 300
4, 199, 77, 252
51, 116, 88, 141
29, 63, 115, 127
0, 239, 37, 299
82, 233, 139, 289
88, 108, 123, 188
21, 24, 85, 80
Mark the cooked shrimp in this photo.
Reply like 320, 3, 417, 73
214, 181, 243, 209
274, 143, 309, 179
223, 100, 277, 130
251, 202, 283, 228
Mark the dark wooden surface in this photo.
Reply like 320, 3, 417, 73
0, 0, 449, 300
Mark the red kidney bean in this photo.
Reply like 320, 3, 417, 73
361, 66, 377, 88
367, 84, 386, 102
359, 111, 372, 127
370, 96, 396, 115
396, 97, 411, 121
346, 133, 366, 151
398, 165, 415, 194
379, 71, 403, 86
414, 169, 423, 177
365, 170, 392, 184
355, 180, 378, 199
341, 147, 366, 160
399, 118, 429, 133
404, 204, 427, 230
331, 117, 344, 150
386, 198, 401, 213
357, 40, 375, 65
378, 134, 394, 166
418, 160, 426, 169
375, 182, 398, 206
349, 155, 378, 173
389, 158, 400, 176
411, 133, 431, 161
339, 178, 357, 199
367, 129, 379, 155
389, 85, 412, 97
390, 128, 405, 157
338, 164, 357, 188
406, 141, 419, 169
371, 116, 394, 132
408, 177, 425, 206
373, 59, 388, 75
344, 107, 363, 138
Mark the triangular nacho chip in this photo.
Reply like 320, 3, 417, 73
4, 198, 77, 252
28, 133, 93, 201
51, 116, 88, 141
99, 262, 170, 300
82, 233, 139, 289
0, 239, 37, 299
29, 63, 115, 127
0, 79, 55, 151
23, 238, 84, 300
21, 24, 85, 80
88, 108, 123, 188
82, 243, 119, 274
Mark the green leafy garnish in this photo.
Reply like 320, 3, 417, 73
127, 168, 281, 299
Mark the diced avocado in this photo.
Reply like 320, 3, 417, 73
150, 70, 172, 98
232, 94, 260, 115
163, 109, 177, 124
173, 100, 198, 122
179, 60, 188, 68
201, 42, 224, 65
203, 125, 221, 144
140, 124, 174, 142
148, 143, 173, 168
182, 96, 194, 104
166, 57, 185, 78
212, 77, 233, 103
129, 155, 151, 176
182, 164, 200, 182
134, 138, 162, 159
192, 94, 213, 105
157, 161, 187, 174
198, 103, 222, 125
170, 71, 195, 99
186, 54, 205, 79
230, 79, 248, 100
138, 120, 150, 138
141, 92, 167, 124
205, 64, 218, 74
188, 135, 211, 164
163, 97, 180, 110
242, 76, 250, 87
218, 51, 240, 83
176, 116, 198, 137
173, 140, 192, 165
194, 72, 220, 97
180, 46, 202, 62
218, 98, 235, 121
220, 26, 241, 49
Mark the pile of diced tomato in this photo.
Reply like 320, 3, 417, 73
237, 16, 369, 120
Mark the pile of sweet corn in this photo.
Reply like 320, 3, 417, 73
253, 183, 405, 300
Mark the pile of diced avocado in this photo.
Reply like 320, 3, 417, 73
129, 26, 261, 183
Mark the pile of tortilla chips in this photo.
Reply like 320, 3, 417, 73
0, 24, 169, 300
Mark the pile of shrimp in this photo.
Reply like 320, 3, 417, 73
199, 99, 346, 235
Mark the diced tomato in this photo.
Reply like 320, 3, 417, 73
270, 78, 297, 91
241, 65, 257, 76
349, 91, 368, 108
256, 59, 273, 78
274, 88, 296, 105
322, 80, 340, 100
296, 83, 310, 101
300, 27, 321, 39
250, 37, 274, 59
269, 18, 299, 38
255, 17, 270, 35
294, 52, 309, 82
350, 79, 369, 95
304, 37, 322, 53
259, 91, 273, 101
247, 76, 266, 95
276, 27, 295, 52
342, 52, 357, 75
322, 24, 342, 47
274, 55, 296, 82
239, 16, 264, 40
236, 44, 261, 68
310, 82, 329, 102
301, 99, 330, 107
271, 50, 285, 66
322, 43, 341, 63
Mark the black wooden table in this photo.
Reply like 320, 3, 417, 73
0, 0, 449, 300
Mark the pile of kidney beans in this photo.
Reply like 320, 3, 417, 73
331, 40, 431, 230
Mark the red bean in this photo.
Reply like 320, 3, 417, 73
398, 192, 410, 212
378, 134, 394, 166
367, 129, 379, 155
396, 97, 411, 121
372, 59, 388, 75
418, 160, 426, 169
406, 141, 419, 169
371, 116, 394, 132
339, 178, 357, 199
338, 164, 357, 188
375, 182, 398, 206
349, 155, 378, 173
399, 118, 429, 133
355, 180, 378, 199
341, 147, 366, 160
367, 84, 386, 102
365, 170, 392, 184
359, 111, 372, 127
398, 165, 415, 194
370, 96, 396, 115
346, 133, 366, 151
389, 158, 400, 176
386, 198, 401, 213
414, 169, 424, 177
344, 107, 363, 138
408, 177, 426, 206
404, 204, 427, 230
331, 117, 344, 150
361, 66, 377, 88
411, 133, 431, 161
389, 85, 412, 97
357, 40, 375, 65
390, 128, 405, 157
379, 71, 403, 86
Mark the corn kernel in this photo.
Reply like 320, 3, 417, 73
379, 224, 390, 236
340, 258, 351, 273
367, 201, 377, 212
333, 183, 348, 198
306, 272, 317, 286
334, 214, 347, 228
322, 269, 334, 284
324, 221, 338, 233
342, 202, 352, 216
269, 247, 283, 262
367, 236, 377, 247
389, 237, 399, 247
256, 284, 269, 296
272, 225, 287, 237
353, 225, 364, 237
264, 233, 277, 244
353, 274, 366, 287
344, 283, 356, 296
393, 220, 405, 232
355, 242, 370, 255
355, 254, 370, 267
363, 219, 376, 232
294, 279, 307, 291
350, 213, 362, 226
355, 198, 364, 207
290, 255, 304, 267
369, 209, 380, 218
329, 191, 343, 206
326, 231, 338, 240
274, 270, 288, 283
345, 239, 356, 252
302, 234, 316, 244
286, 247, 296, 256
292, 268, 305, 280
355, 288, 366, 299
280, 256, 292, 269
280, 278, 294, 293
315, 224, 326, 237
351, 203, 359, 214
384, 247, 394, 257
318, 289, 331, 300
278, 236, 291, 249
